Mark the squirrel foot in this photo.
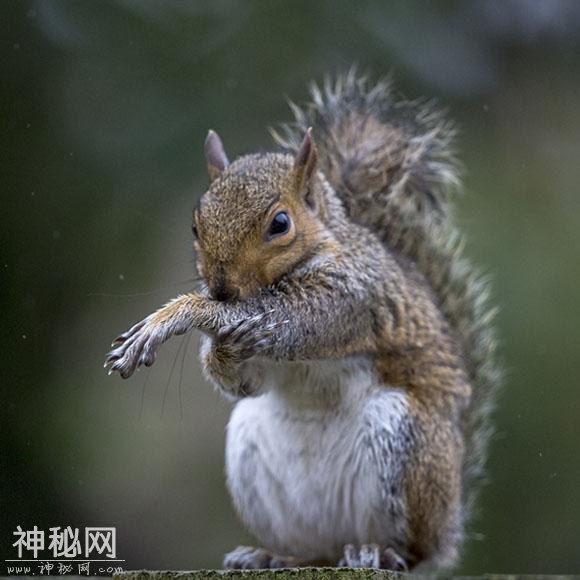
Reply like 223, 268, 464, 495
338, 544, 408, 571
223, 545, 299, 569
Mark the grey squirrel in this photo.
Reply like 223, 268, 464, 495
105, 72, 500, 572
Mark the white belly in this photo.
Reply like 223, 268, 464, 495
224, 357, 411, 562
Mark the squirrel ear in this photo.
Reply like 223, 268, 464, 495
294, 127, 318, 187
294, 128, 319, 210
205, 130, 229, 183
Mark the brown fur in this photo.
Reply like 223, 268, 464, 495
194, 153, 330, 300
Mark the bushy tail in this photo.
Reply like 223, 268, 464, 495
272, 71, 502, 523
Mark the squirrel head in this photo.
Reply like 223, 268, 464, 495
193, 129, 328, 301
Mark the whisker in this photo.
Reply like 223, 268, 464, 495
87, 277, 205, 299
138, 367, 151, 422
178, 332, 193, 422
161, 335, 187, 419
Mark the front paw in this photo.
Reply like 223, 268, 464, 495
215, 312, 286, 362
104, 313, 188, 379
202, 314, 286, 398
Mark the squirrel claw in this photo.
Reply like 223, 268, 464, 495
338, 544, 407, 571
215, 313, 280, 361
104, 315, 167, 378
338, 543, 380, 568
104, 352, 121, 364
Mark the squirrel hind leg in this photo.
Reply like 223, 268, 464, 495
223, 546, 304, 569
338, 544, 408, 571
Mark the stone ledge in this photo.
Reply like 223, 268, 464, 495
115, 570, 399, 580
114, 570, 580, 580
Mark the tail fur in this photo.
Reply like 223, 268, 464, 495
272, 70, 502, 526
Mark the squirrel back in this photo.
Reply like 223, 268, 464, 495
272, 71, 502, 525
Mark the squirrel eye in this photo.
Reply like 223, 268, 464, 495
268, 211, 291, 239
192, 224, 198, 239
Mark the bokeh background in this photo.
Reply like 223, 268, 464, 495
3, 0, 580, 574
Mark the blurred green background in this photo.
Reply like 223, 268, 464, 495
2, 0, 580, 574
